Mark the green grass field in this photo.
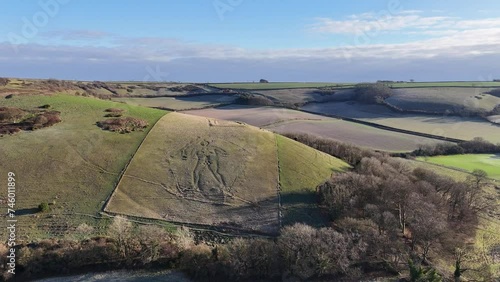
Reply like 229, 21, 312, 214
400, 159, 471, 181
276, 135, 350, 226
0, 94, 166, 239
418, 154, 500, 180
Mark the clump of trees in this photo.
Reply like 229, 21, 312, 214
490, 104, 500, 115
489, 88, 500, 98
179, 223, 366, 281
354, 83, 394, 104
317, 156, 483, 273
283, 133, 384, 166
0, 77, 10, 86
168, 85, 205, 93
235, 94, 275, 106
5, 216, 180, 281
409, 137, 500, 157
96, 117, 148, 133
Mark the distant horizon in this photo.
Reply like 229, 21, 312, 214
4, 76, 500, 84
1, 1, 499, 81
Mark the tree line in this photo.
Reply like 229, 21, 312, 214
405, 137, 500, 157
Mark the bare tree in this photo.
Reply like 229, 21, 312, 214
108, 216, 133, 258
465, 169, 488, 209
138, 225, 169, 262
278, 223, 361, 280
408, 195, 447, 262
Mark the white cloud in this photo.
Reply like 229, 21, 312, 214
2, 25, 500, 63
309, 11, 500, 37
1, 12, 500, 81
40, 30, 114, 41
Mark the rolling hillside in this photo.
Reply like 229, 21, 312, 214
104, 113, 349, 233
0, 94, 166, 239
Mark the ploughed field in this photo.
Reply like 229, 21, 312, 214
184, 105, 446, 151
302, 101, 500, 143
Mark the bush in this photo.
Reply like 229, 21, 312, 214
104, 113, 122, 118
27, 111, 62, 129
96, 117, 148, 133
38, 202, 50, 212
0, 107, 27, 123
104, 108, 125, 113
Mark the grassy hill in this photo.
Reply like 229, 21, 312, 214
105, 113, 281, 233
104, 113, 349, 233
0, 94, 166, 239
0, 91, 350, 238
276, 135, 350, 226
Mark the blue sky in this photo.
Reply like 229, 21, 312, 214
1, 0, 500, 82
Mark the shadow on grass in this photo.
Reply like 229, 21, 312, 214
17, 208, 40, 216
281, 192, 328, 228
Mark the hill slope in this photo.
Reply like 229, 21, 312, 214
0, 94, 166, 239
105, 113, 281, 233
105, 113, 349, 233
276, 135, 350, 226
